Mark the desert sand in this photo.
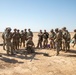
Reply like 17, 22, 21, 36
0, 32, 76, 75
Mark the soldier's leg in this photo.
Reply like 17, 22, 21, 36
67, 42, 70, 51
63, 41, 65, 51
10, 43, 14, 55
50, 40, 53, 49
6, 43, 10, 55
43, 39, 46, 48
31, 47, 35, 53
45, 39, 48, 48
15, 41, 17, 50
65, 41, 67, 52
60, 40, 62, 50
18, 41, 20, 49
12, 42, 15, 50
16, 41, 18, 50
51, 40, 55, 49
56, 42, 60, 56
40, 41, 42, 48
36, 40, 40, 48
3, 40, 6, 50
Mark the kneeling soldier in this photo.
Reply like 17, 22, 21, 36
25, 36, 35, 54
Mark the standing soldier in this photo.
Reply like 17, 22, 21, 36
55, 28, 61, 56
2, 28, 8, 50
43, 30, 49, 48
62, 27, 68, 52
59, 29, 63, 50
24, 29, 27, 45
20, 30, 25, 47
36, 30, 43, 48
4, 28, 13, 55
49, 29, 56, 49
16, 29, 21, 49
27, 29, 33, 40
12, 29, 17, 50
66, 30, 71, 51
72, 29, 76, 47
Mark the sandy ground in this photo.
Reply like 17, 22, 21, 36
0, 32, 76, 75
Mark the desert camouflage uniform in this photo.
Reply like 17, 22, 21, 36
12, 29, 18, 50
37, 30, 43, 48
20, 30, 25, 47
16, 30, 21, 49
49, 29, 56, 49
62, 30, 68, 52
4, 28, 13, 55
27, 29, 33, 40
55, 28, 61, 55
2, 28, 9, 50
26, 37, 35, 53
59, 30, 63, 50
72, 29, 76, 47
66, 30, 71, 51
43, 30, 49, 48
23, 29, 27, 47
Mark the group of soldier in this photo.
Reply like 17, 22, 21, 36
2, 27, 76, 56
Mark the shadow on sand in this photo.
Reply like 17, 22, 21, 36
0, 48, 51, 62
0, 56, 24, 64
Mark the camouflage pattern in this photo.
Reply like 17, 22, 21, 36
20, 30, 25, 47
2, 29, 7, 50
66, 30, 71, 51
16, 30, 21, 49
4, 28, 13, 55
26, 36, 35, 53
43, 30, 49, 48
55, 28, 61, 55
12, 29, 18, 50
59, 30, 63, 50
62, 28, 69, 52
49, 29, 56, 49
24, 29, 27, 41
27, 29, 33, 40
37, 30, 43, 48
72, 30, 76, 47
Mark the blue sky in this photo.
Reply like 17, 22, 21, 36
0, 0, 76, 32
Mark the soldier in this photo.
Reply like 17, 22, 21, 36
16, 29, 21, 49
72, 29, 76, 47
36, 30, 43, 48
49, 29, 56, 49
24, 29, 27, 45
4, 28, 13, 55
27, 29, 33, 40
43, 30, 49, 48
62, 27, 68, 52
55, 28, 61, 56
25, 36, 35, 54
66, 30, 71, 51
12, 29, 17, 50
20, 30, 25, 47
2, 28, 8, 50
59, 29, 63, 50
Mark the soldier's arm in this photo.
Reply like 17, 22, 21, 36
2, 33, 4, 39
31, 32, 33, 37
